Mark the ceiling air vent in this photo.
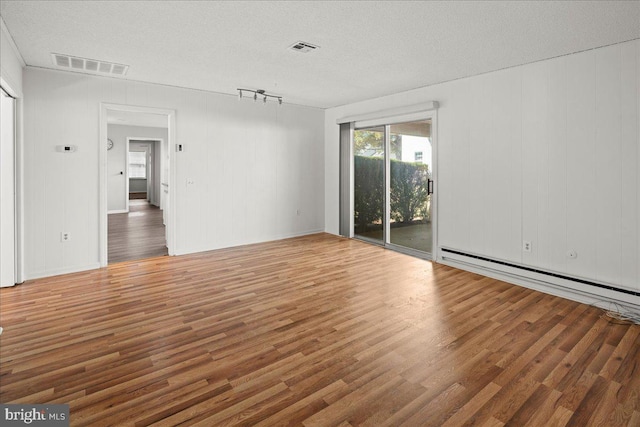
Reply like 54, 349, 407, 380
289, 41, 320, 53
50, 53, 129, 76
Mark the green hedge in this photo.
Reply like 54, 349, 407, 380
354, 156, 430, 232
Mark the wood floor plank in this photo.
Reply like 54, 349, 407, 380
440, 381, 502, 427
481, 417, 505, 427
253, 380, 346, 427
565, 374, 610, 426
547, 405, 574, 426
522, 387, 563, 427
1, 233, 638, 426
627, 411, 640, 427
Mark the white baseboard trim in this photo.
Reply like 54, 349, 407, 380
21, 231, 327, 280
108, 209, 128, 214
276, 228, 326, 241
0, 282, 17, 288
173, 229, 326, 256
25, 263, 102, 281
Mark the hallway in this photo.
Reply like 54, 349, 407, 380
108, 200, 167, 263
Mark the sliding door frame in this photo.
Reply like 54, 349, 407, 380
383, 125, 391, 246
338, 102, 439, 261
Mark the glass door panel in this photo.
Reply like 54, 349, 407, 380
389, 120, 432, 253
353, 126, 385, 242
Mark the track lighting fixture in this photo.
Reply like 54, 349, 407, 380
237, 88, 283, 106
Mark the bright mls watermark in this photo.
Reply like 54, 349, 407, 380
1, 404, 69, 426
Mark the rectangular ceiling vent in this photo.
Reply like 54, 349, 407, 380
51, 53, 129, 76
289, 41, 320, 53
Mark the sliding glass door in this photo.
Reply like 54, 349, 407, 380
353, 126, 385, 243
389, 120, 432, 254
352, 119, 433, 256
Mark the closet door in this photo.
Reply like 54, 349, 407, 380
1, 88, 16, 287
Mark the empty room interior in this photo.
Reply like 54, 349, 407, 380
1, 1, 639, 426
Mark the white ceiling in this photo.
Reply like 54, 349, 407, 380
1, 1, 639, 109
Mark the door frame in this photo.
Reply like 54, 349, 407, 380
99, 103, 177, 266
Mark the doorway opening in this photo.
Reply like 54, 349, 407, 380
127, 140, 155, 203
107, 137, 167, 263
100, 104, 176, 266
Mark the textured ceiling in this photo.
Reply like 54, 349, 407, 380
1, 1, 639, 108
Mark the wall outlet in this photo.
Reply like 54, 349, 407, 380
523, 241, 532, 252
61, 232, 71, 242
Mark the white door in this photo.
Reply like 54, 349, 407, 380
0, 88, 16, 287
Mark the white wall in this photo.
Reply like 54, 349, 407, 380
23, 67, 324, 279
107, 124, 167, 211
325, 40, 640, 304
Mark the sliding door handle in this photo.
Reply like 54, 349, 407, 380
427, 179, 434, 195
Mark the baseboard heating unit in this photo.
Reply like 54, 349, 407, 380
440, 247, 640, 311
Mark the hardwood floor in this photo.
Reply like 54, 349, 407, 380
1, 234, 638, 426
108, 200, 168, 264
